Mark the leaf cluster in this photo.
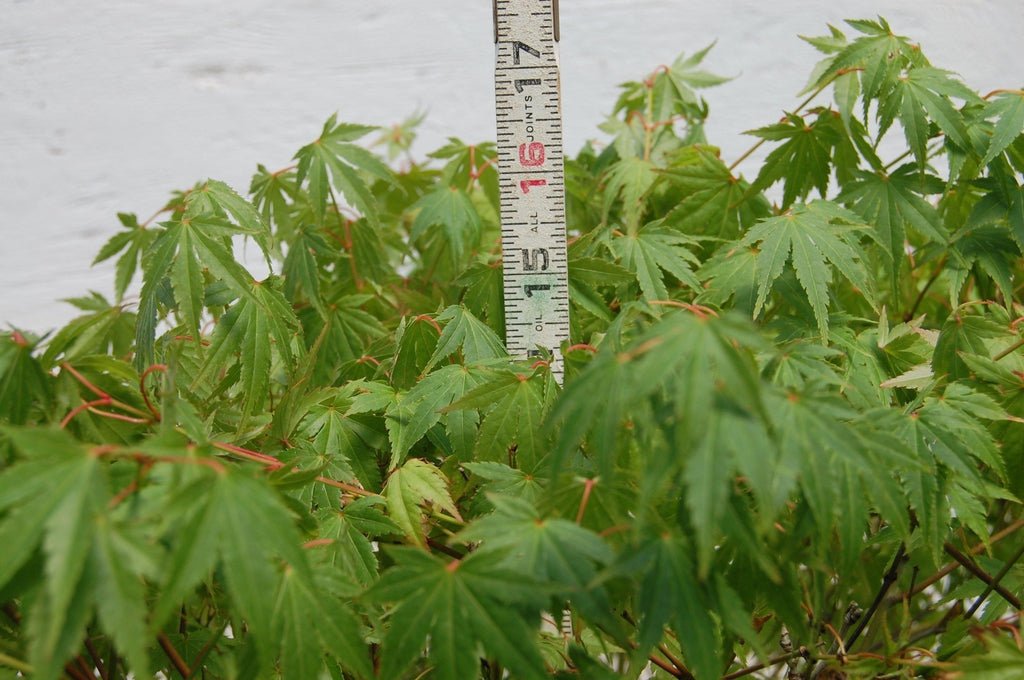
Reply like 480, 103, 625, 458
2, 17, 1024, 680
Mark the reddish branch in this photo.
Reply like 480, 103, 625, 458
60, 362, 154, 428
139, 363, 167, 421
158, 632, 191, 678
210, 441, 376, 498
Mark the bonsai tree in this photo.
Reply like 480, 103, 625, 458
1, 17, 1022, 679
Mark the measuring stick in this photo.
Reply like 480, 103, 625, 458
493, 0, 570, 381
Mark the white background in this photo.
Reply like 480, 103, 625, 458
2, 0, 1022, 330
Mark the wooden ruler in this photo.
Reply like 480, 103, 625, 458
493, 0, 569, 381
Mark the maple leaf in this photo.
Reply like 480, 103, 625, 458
602, 155, 657, 229
92, 211, 156, 301
875, 67, 980, 164
365, 547, 547, 680
383, 458, 458, 546
568, 256, 635, 320
410, 185, 482, 264
747, 110, 855, 209
838, 164, 947, 284
982, 90, 1024, 165
0, 332, 50, 425
444, 367, 553, 470
660, 144, 769, 239
740, 201, 875, 340
385, 363, 489, 463
612, 221, 701, 300
824, 18, 926, 103
294, 114, 392, 226
456, 495, 623, 637
425, 305, 507, 371
191, 279, 298, 422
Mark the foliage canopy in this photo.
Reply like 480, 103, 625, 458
2, 17, 1024, 680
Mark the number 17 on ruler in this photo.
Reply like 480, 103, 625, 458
493, 0, 570, 381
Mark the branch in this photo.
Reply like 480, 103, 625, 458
158, 632, 192, 678
964, 541, 1024, 619
994, 336, 1024, 362
727, 68, 857, 172
943, 543, 1022, 609
844, 543, 907, 651
139, 363, 167, 422
723, 649, 808, 679
891, 518, 1024, 605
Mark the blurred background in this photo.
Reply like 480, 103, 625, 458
2, 0, 1021, 330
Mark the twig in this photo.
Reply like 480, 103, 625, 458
723, 650, 808, 679
656, 644, 694, 679
727, 69, 854, 172
575, 478, 596, 524
61, 397, 114, 428
648, 652, 690, 678
891, 518, 1024, 605
994, 336, 1024, 362
211, 440, 377, 497
943, 543, 1022, 609
904, 256, 946, 322
61, 362, 154, 421
964, 541, 1024, 619
184, 621, 230, 679
85, 637, 108, 680
0, 651, 32, 674
73, 655, 94, 679
139, 363, 167, 421
844, 543, 907, 650
158, 632, 192, 678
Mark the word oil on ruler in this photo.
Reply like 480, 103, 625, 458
493, 0, 570, 381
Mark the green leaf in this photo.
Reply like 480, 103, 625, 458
613, 222, 701, 300
457, 495, 622, 636
0, 333, 50, 425
932, 310, 1007, 380
951, 635, 1024, 679
366, 548, 547, 680
982, 91, 1024, 165
391, 316, 440, 389
273, 566, 373, 680
157, 470, 311, 660
840, 165, 946, 283
193, 282, 298, 421
383, 458, 458, 546
602, 156, 657, 228
0, 429, 107, 679
93, 212, 153, 301
295, 115, 386, 226
385, 364, 487, 463
283, 225, 329, 314
661, 145, 766, 239
91, 522, 154, 679
425, 306, 506, 371
826, 19, 922, 101
877, 67, 978, 163
450, 369, 548, 469
741, 201, 874, 340
747, 111, 840, 208
190, 178, 274, 261
410, 186, 482, 264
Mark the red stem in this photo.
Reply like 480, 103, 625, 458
61, 398, 112, 428
139, 364, 167, 422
